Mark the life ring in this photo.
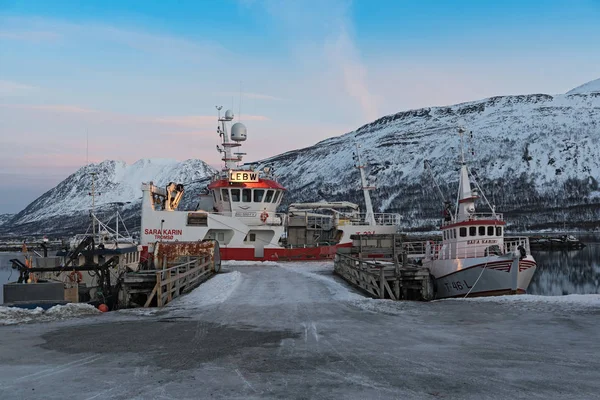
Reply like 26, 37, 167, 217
69, 270, 83, 283
260, 211, 269, 223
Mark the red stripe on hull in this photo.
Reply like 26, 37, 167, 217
220, 243, 351, 262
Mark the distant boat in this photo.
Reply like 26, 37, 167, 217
529, 235, 586, 250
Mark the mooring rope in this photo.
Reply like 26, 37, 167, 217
463, 260, 489, 298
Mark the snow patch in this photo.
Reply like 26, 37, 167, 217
0, 303, 100, 326
169, 271, 242, 308
277, 262, 366, 302
566, 78, 600, 95
455, 293, 600, 306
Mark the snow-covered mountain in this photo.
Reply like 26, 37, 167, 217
2, 79, 599, 236
566, 78, 600, 95
2, 159, 215, 236
0, 214, 13, 227
258, 80, 600, 231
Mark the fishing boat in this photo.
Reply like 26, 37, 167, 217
411, 128, 537, 298
3, 211, 142, 309
529, 234, 586, 250
140, 107, 400, 262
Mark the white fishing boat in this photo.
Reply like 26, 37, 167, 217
409, 128, 537, 298
140, 107, 400, 261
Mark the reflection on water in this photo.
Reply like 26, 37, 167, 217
528, 236, 600, 296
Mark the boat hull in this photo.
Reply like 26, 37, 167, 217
427, 255, 537, 299
220, 243, 352, 262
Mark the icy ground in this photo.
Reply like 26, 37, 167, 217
0, 262, 599, 400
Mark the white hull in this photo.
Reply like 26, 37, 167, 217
426, 255, 537, 298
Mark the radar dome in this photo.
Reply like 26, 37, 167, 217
224, 109, 234, 120
231, 122, 247, 142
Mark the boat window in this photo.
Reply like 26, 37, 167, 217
479, 226, 486, 236
443, 231, 447, 240
487, 226, 494, 236
213, 191, 217, 202
231, 189, 240, 202
254, 189, 265, 202
460, 227, 467, 237
249, 233, 256, 242
496, 226, 502, 236
221, 189, 230, 202
242, 189, 251, 202
453, 229, 457, 239
265, 190, 274, 202
272, 190, 280, 203
469, 227, 477, 236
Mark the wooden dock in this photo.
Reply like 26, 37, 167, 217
334, 234, 434, 301
121, 241, 220, 308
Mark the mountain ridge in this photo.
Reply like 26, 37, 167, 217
2, 79, 599, 236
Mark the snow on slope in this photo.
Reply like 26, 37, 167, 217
257, 88, 600, 229
567, 78, 600, 95
0, 214, 13, 227
9, 159, 215, 226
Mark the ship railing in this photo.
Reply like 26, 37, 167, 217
503, 237, 531, 255
403, 236, 530, 261
345, 213, 401, 226
442, 212, 504, 227
306, 215, 334, 230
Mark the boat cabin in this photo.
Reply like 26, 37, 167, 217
428, 158, 506, 260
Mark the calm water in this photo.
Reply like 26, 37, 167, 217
528, 235, 600, 295
1, 240, 599, 302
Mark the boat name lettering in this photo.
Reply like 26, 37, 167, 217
444, 280, 473, 292
144, 228, 183, 240
235, 212, 257, 217
229, 170, 259, 183
467, 239, 497, 245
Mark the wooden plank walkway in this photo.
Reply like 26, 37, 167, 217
334, 234, 434, 301
121, 254, 215, 307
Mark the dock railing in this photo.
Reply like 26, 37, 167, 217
141, 254, 213, 307
334, 252, 399, 300
335, 234, 434, 301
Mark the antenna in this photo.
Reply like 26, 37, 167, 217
86, 130, 89, 167
89, 172, 97, 246
238, 81, 243, 122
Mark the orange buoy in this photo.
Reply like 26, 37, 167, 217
98, 304, 109, 313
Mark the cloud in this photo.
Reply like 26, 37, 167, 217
325, 24, 379, 122
153, 114, 269, 128
0, 103, 97, 113
0, 16, 227, 65
0, 81, 39, 96
0, 30, 61, 42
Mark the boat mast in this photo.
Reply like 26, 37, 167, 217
455, 127, 479, 222
90, 172, 97, 245
354, 144, 376, 226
